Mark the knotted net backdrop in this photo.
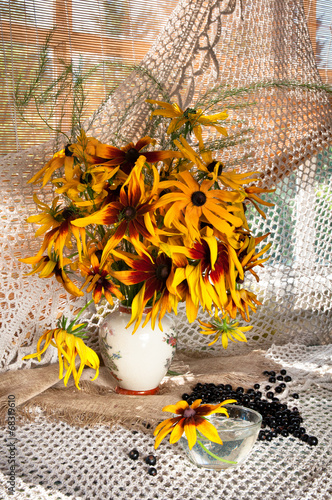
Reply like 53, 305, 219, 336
0, 0, 331, 499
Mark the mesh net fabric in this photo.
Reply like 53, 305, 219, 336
0, 344, 331, 500
0, 0, 331, 371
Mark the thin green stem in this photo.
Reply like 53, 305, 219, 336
196, 439, 237, 465
73, 298, 94, 324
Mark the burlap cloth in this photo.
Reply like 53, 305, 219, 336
0, 351, 281, 430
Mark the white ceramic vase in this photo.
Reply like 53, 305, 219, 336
99, 305, 177, 395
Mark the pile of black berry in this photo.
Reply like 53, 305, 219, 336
181, 369, 318, 447
128, 449, 157, 476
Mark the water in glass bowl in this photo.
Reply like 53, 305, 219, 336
181, 405, 262, 470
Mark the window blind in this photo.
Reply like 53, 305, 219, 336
0, 0, 331, 157
0, 0, 178, 156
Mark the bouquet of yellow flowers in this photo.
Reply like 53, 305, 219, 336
21, 99, 273, 388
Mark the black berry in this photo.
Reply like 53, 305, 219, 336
308, 436, 318, 446
145, 454, 156, 466
148, 467, 157, 476
291, 393, 299, 399
269, 376, 276, 383
284, 376, 292, 382
280, 369, 287, 375
129, 449, 139, 460
254, 384, 260, 390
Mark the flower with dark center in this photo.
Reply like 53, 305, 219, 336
112, 248, 187, 332
154, 398, 236, 450
207, 160, 223, 176
184, 237, 242, 313
146, 99, 228, 140
79, 251, 123, 305
23, 251, 83, 298
29, 130, 98, 187
72, 158, 160, 264
22, 326, 99, 390
92, 136, 181, 176
20, 196, 86, 269
191, 191, 207, 207
155, 170, 243, 242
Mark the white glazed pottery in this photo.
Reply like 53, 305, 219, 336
99, 305, 177, 395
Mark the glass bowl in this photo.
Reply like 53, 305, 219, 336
179, 404, 262, 470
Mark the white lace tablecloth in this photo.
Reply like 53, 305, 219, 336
0, 343, 331, 500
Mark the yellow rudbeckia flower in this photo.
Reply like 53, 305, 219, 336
154, 398, 236, 450
23, 325, 99, 390
199, 315, 252, 348
147, 99, 228, 141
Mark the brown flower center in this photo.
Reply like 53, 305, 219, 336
125, 148, 140, 164
156, 264, 171, 281
64, 144, 73, 157
80, 172, 93, 184
183, 408, 196, 418
61, 208, 73, 220
191, 191, 207, 207
95, 250, 103, 262
183, 107, 197, 118
123, 206, 137, 221
207, 160, 223, 175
